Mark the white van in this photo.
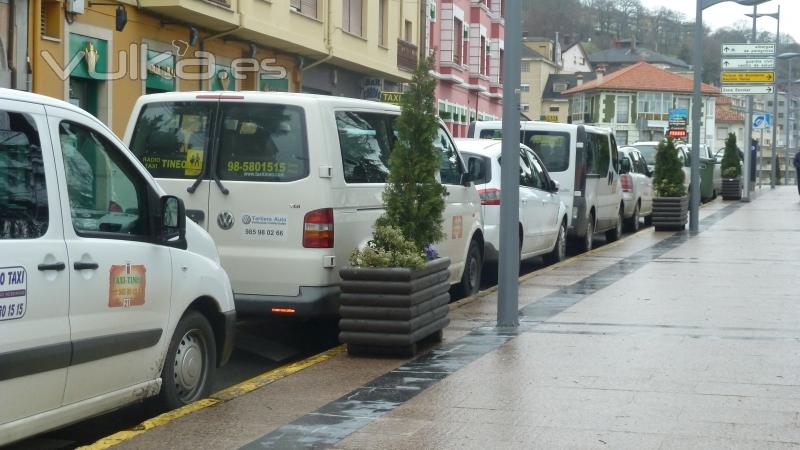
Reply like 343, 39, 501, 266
124, 92, 484, 318
0, 89, 235, 446
468, 121, 623, 251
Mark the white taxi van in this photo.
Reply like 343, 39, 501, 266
123, 92, 484, 318
0, 89, 235, 446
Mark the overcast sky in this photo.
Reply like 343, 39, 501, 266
637, 0, 799, 43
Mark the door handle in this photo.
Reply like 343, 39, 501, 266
38, 262, 66, 271
74, 261, 99, 271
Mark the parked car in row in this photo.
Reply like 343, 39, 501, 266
618, 147, 653, 231
455, 139, 568, 265
0, 89, 236, 446
468, 121, 624, 252
676, 143, 717, 201
124, 93, 485, 318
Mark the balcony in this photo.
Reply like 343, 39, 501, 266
397, 39, 418, 72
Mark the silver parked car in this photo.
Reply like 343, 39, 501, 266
619, 147, 653, 231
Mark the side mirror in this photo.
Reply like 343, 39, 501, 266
467, 158, 485, 184
460, 171, 473, 187
550, 179, 560, 193
161, 195, 187, 249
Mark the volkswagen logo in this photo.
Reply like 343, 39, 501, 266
217, 211, 235, 230
241, 214, 252, 225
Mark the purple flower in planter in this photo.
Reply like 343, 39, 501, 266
424, 244, 439, 260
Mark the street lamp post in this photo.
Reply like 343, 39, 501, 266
746, 7, 779, 189
778, 53, 800, 185
691, 0, 772, 230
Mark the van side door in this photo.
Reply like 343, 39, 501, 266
47, 108, 172, 404
0, 103, 70, 429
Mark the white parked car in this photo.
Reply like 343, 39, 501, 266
455, 139, 568, 265
124, 92, 485, 316
0, 89, 235, 446
468, 121, 624, 252
618, 147, 653, 231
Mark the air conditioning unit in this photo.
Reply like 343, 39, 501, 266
66, 0, 85, 14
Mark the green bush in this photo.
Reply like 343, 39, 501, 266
349, 225, 426, 270
721, 132, 741, 180
653, 137, 686, 197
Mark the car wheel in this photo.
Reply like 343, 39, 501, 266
606, 206, 623, 242
159, 311, 216, 410
457, 239, 482, 297
579, 216, 594, 253
545, 221, 567, 265
625, 203, 640, 232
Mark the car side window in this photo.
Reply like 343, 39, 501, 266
0, 110, 49, 239
59, 121, 149, 237
434, 127, 463, 185
336, 111, 395, 184
518, 149, 537, 188
610, 134, 619, 173
527, 151, 550, 191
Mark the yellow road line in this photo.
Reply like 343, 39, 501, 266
79, 345, 346, 450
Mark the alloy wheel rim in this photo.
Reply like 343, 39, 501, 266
468, 256, 479, 291
174, 329, 206, 402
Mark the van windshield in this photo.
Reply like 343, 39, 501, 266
523, 131, 570, 172
129, 102, 214, 179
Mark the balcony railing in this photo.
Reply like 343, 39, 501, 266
397, 39, 418, 72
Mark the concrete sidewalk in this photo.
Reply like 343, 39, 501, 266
112, 187, 800, 450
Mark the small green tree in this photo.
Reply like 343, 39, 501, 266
376, 56, 447, 249
721, 132, 741, 179
653, 137, 686, 197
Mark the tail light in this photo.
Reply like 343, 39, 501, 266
303, 208, 334, 248
621, 174, 633, 192
478, 188, 501, 205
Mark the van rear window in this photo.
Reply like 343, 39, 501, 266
523, 131, 570, 172
129, 102, 214, 179
217, 104, 308, 182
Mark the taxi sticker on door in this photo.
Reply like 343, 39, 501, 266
0, 266, 26, 321
452, 215, 463, 240
109, 263, 146, 308
241, 214, 288, 241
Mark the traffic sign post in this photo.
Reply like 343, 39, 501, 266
721, 85, 774, 94
721, 57, 774, 70
721, 43, 776, 56
721, 71, 775, 83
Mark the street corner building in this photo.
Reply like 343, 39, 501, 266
21, 0, 424, 136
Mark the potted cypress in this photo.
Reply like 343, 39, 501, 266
721, 133, 742, 200
339, 57, 451, 356
651, 137, 689, 231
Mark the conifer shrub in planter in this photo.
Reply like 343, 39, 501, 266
721, 133, 742, 200
652, 138, 688, 231
339, 57, 451, 356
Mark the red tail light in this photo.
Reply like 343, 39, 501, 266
621, 174, 633, 192
478, 188, 501, 205
303, 208, 334, 248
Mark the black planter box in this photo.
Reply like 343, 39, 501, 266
722, 178, 741, 200
338, 258, 451, 356
652, 196, 688, 231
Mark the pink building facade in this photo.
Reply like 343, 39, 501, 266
426, 0, 504, 138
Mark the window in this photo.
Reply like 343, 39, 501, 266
571, 95, 586, 122
336, 111, 395, 183
453, 18, 463, 64
130, 102, 215, 180
616, 130, 628, 146
549, 106, 560, 112
521, 61, 530, 72
518, 149, 537, 188
480, 36, 487, 75
433, 127, 464, 185
290, 0, 318, 19
523, 131, 570, 173
520, 84, 530, 92
0, 111, 48, 239
41, 0, 63, 40
217, 104, 309, 182
527, 151, 550, 191
405, 20, 413, 42
342, 0, 363, 36
520, 104, 530, 113
676, 97, 690, 110
585, 132, 609, 175
378, 0, 387, 46
616, 95, 629, 123
553, 83, 568, 93
59, 121, 148, 236
637, 92, 673, 116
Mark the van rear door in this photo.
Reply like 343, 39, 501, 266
128, 100, 217, 229
207, 101, 317, 298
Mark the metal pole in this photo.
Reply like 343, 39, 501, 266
690, 0, 702, 232
759, 127, 764, 187
742, 3, 757, 202
787, 60, 794, 186
498, 0, 520, 328
770, 5, 780, 189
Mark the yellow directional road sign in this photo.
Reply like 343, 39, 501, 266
721, 71, 774, 83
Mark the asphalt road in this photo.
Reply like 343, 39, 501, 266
10, 230, 624, 450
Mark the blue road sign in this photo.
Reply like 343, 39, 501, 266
752, 114, 772, 129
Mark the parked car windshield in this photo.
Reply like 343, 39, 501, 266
632, 144, 658, 166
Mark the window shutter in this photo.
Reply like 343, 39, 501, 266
300, 0, 316, 17
350, 0, 362, 36
342, 0, 351, 32
290, 0, 300, 10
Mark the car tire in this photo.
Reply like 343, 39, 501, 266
606, 206, 623, 242
158, 311, 216, 410
625, 203, 640, 232
545, 221, 567, 265
578, 215, 594, 253
457, 239, 482, 298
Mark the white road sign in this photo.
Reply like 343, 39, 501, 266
721, 58, 775, 70
721, 85, 775, 95
721, 43, 776, 56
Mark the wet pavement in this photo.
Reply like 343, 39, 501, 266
62, 188, 800, 449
